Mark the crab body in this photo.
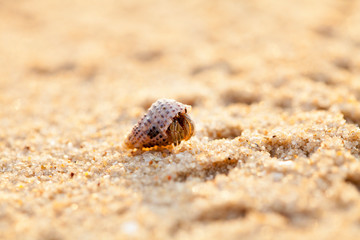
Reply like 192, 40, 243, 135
125, 99, 195, 149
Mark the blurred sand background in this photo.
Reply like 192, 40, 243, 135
1, 0, 360, 239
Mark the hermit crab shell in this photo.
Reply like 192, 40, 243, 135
125, 99, 193, 149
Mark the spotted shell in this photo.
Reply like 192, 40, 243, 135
125, 99, 192, 149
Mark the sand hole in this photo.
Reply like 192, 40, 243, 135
302, 72, 334, 85
203, 125, 243, 140
313, 26, 336, 38
133, 50, 163, 62
273, 95, 293, 110
196, 203, 249, 222
30, 62, 76, 76
332, 58, 353, 71
176, 95, 204, 108
341, 110, 360, 127
190, 60, 238, 76
175, 157, 238, 182
221, 89, 261, 106
271, 208, 317, 227
345, 174, 360, 192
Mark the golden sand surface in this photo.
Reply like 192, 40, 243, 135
1, 0, 360, 239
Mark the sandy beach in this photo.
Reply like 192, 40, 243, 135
1, 0, 360, 239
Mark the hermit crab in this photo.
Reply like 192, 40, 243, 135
124, 99, 195, 149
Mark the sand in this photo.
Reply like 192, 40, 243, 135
1, 0, 360, 239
